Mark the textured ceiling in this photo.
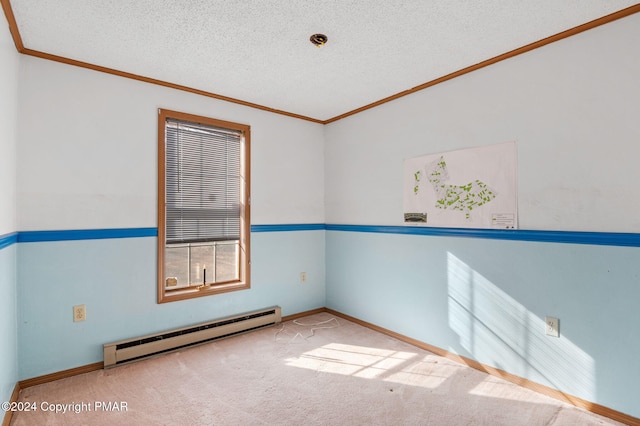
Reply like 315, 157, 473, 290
8, 0, 640, 122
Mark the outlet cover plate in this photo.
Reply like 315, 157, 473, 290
545, 316, 559, 337
73, 304, 86, 322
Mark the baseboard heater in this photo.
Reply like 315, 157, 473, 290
103, 306, 281, 368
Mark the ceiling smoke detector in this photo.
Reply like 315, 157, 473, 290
310, 33, 328, 47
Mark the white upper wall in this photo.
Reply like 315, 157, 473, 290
0, 19, 19, 235
13, 11, 640, 233
324, 13, 640, 233
16, 57, 325, 231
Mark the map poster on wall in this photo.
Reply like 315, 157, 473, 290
403, 141, 517, 229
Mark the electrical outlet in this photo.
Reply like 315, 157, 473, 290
545, 316, 559, 337
300, 272, 307, 283
73, 304, 86, 322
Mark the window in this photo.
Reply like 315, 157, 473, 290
157, 109, 250, 303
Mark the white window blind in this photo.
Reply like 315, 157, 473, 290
165, 119, 242, 244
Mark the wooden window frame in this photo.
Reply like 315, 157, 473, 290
157, 109, 250, 303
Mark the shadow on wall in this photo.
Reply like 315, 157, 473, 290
446, 252, 595, 400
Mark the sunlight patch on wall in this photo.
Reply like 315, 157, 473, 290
286, 343, 451, 388
447, 252, 595, 400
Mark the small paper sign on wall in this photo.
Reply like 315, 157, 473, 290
403, 141, 517, 229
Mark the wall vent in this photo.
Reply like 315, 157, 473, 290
103, 306, 281, 368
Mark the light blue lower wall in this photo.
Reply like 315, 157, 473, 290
326, 230, 640, 418
13, 225, 640, 417
17, 230, 325, 379
0, 244, 18, 404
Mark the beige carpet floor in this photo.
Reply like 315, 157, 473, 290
11, 312, 626, 425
